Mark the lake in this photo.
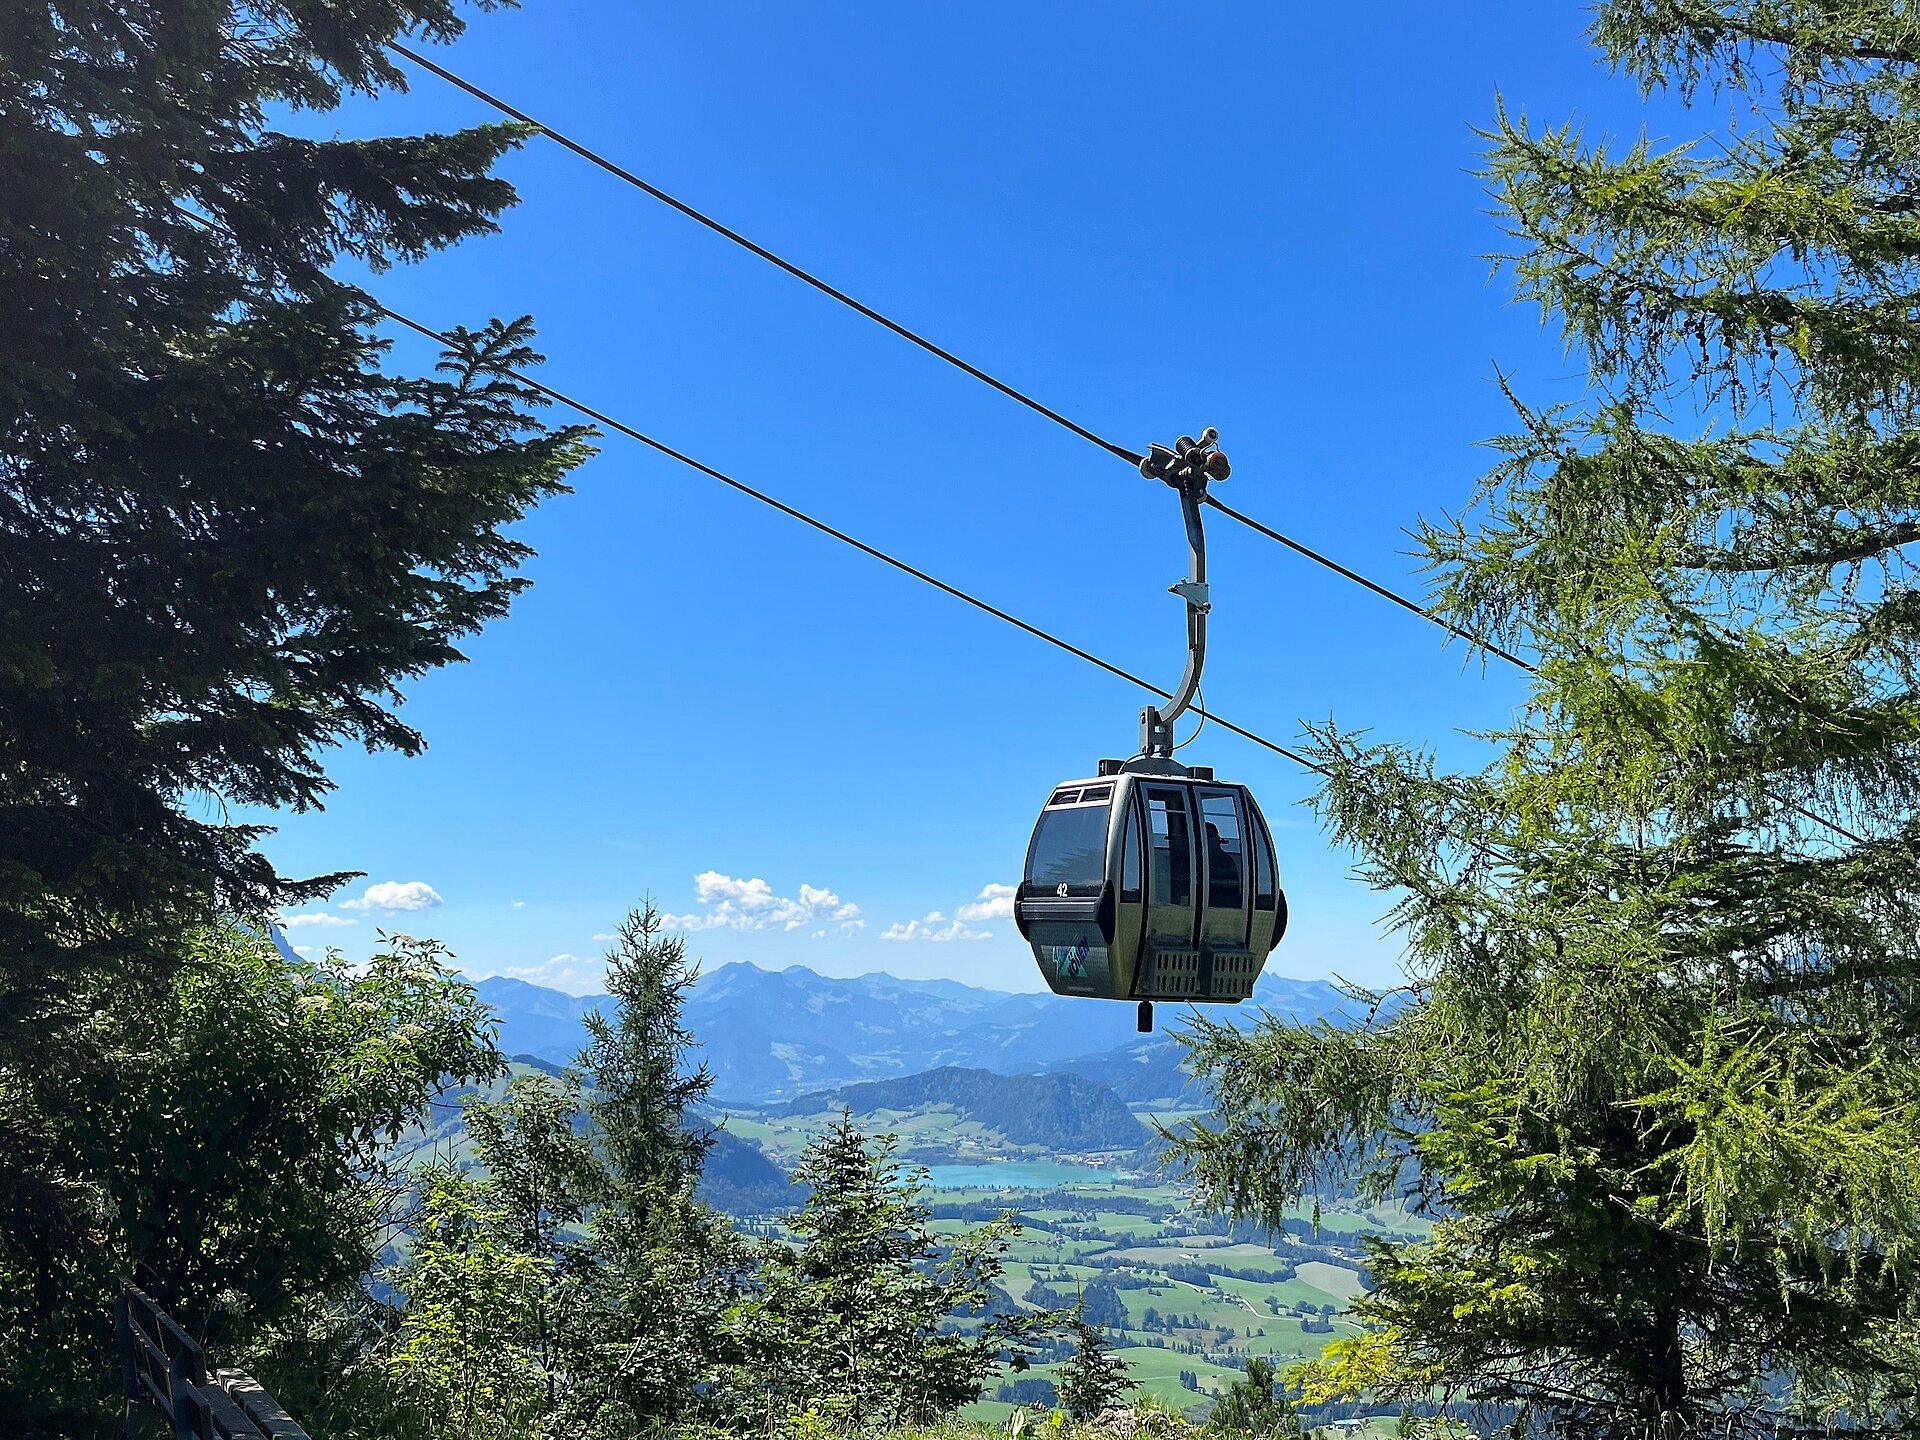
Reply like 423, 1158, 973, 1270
923, 1160, 1129, 1190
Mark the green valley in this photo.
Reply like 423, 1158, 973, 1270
705, 1072, 1424, 1425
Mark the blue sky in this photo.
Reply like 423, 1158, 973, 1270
256, 1, 1657, 994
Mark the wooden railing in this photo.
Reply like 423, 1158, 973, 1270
113, 1281, 311, 1440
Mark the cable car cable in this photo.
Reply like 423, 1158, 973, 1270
179, 192, 1846, 865
1200, 495, 1533, 670
165, 199, 1316, 774
369, 296, 1326, 776
379, 45, 1559, 682
385, 41, 1144, 468
384, 43, 1874, 859
1202, 504, 1868, 845
369, 276, 1853, 844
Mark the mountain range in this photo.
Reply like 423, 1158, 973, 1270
473, 962, 1364, 1103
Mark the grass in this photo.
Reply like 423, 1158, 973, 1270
429, 1086, 1422, 1435
1104, 1243, 1290, 1268
924, 1166, 1414, 1420
1293, 1263, 1366, 1304
1079, 1211, 1173, 1237
1207, 1273, 1345, 1313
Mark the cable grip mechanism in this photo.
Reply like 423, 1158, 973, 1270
1169, 580, 1211, 611
1138, 428, 1229, 760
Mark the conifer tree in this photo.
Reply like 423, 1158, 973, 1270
560, 906, 743, 1435
1205, 1356, 1299, 1439
0, 0, 592, 1270
579, 904, 716, 1208
1056, 1314, 1134, 1421
723, 1116, 1033, 1427
1177, 6, 1920, 1437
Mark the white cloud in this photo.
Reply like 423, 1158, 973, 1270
280, 911, 356, 929
512, 900, 526, 908
341, 880, 444, 913
292, 945, 315, 958
884, 882, 1014, 942
662, 871, 863, 935
882, 910, 993, 943
955, 883, 1017, 923
591, 932, 618, 942
499, 953, 602, 994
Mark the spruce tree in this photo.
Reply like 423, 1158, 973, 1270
561, 906, 742, 1434
578, 903, 716, 1208
1056, 1314, 1134, 1421
1205, 1356, 1299, 1439
1177, 6, 1920, 1438
0, 0, 592, 1268
724, 1116, 1033, 1427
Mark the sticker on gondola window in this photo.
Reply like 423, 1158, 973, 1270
1041, 939, 1102, 988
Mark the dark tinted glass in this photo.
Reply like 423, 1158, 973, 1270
1251, 804, 1276, 908
1026, 803, 1110, 888
1120, 798, 1142, 901
1146, 788, 1192, 906
1049, 788, 1081, 807
1200, 791, 1243, 909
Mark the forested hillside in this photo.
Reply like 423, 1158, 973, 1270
9, 3, 1920, 1439
782, 1066, 1148, 1151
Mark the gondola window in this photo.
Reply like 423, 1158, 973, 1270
1026, 801, 1110, 893
1200, 791, 1244, 909
1147, 789, 1192, 906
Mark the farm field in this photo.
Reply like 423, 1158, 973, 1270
721, 1101, 1119, 1171
708, 1089, 1420, 1423
913, 1169, 1420, 1423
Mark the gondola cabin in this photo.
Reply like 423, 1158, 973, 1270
1013, 763, 1287, 1010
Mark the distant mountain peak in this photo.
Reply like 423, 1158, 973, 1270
472, 960, 1358, 1104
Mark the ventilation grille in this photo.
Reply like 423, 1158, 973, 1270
1139, 948, 1202, 997
1139, 946, 1261, 1000
1208, 950, 1259, 1000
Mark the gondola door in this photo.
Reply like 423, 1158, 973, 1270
1138, 783, 1201, 999
1196, 787, 1258, 1000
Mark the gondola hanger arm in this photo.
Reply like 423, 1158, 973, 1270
1138, 428, 1229, 759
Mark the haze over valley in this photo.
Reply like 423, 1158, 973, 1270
471, 959, 1365, 1101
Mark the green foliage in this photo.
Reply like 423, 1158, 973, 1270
581, 903, 716, 1211
560, 1189, 749, 1437
369, 907, 745, 1439
1027, 1277, 1128, 1331
0, 924, 499, 1435
722, 1115, 1039, 1428
567, 904, 745, 1434
381, 1166, 554, 1440
0, 0, 591, 1273
1056, 1315, 1134, 1421
376, 1070, 603, 1438
1203, 1357, 1298, 1439
1175, 6, 1920, 1438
